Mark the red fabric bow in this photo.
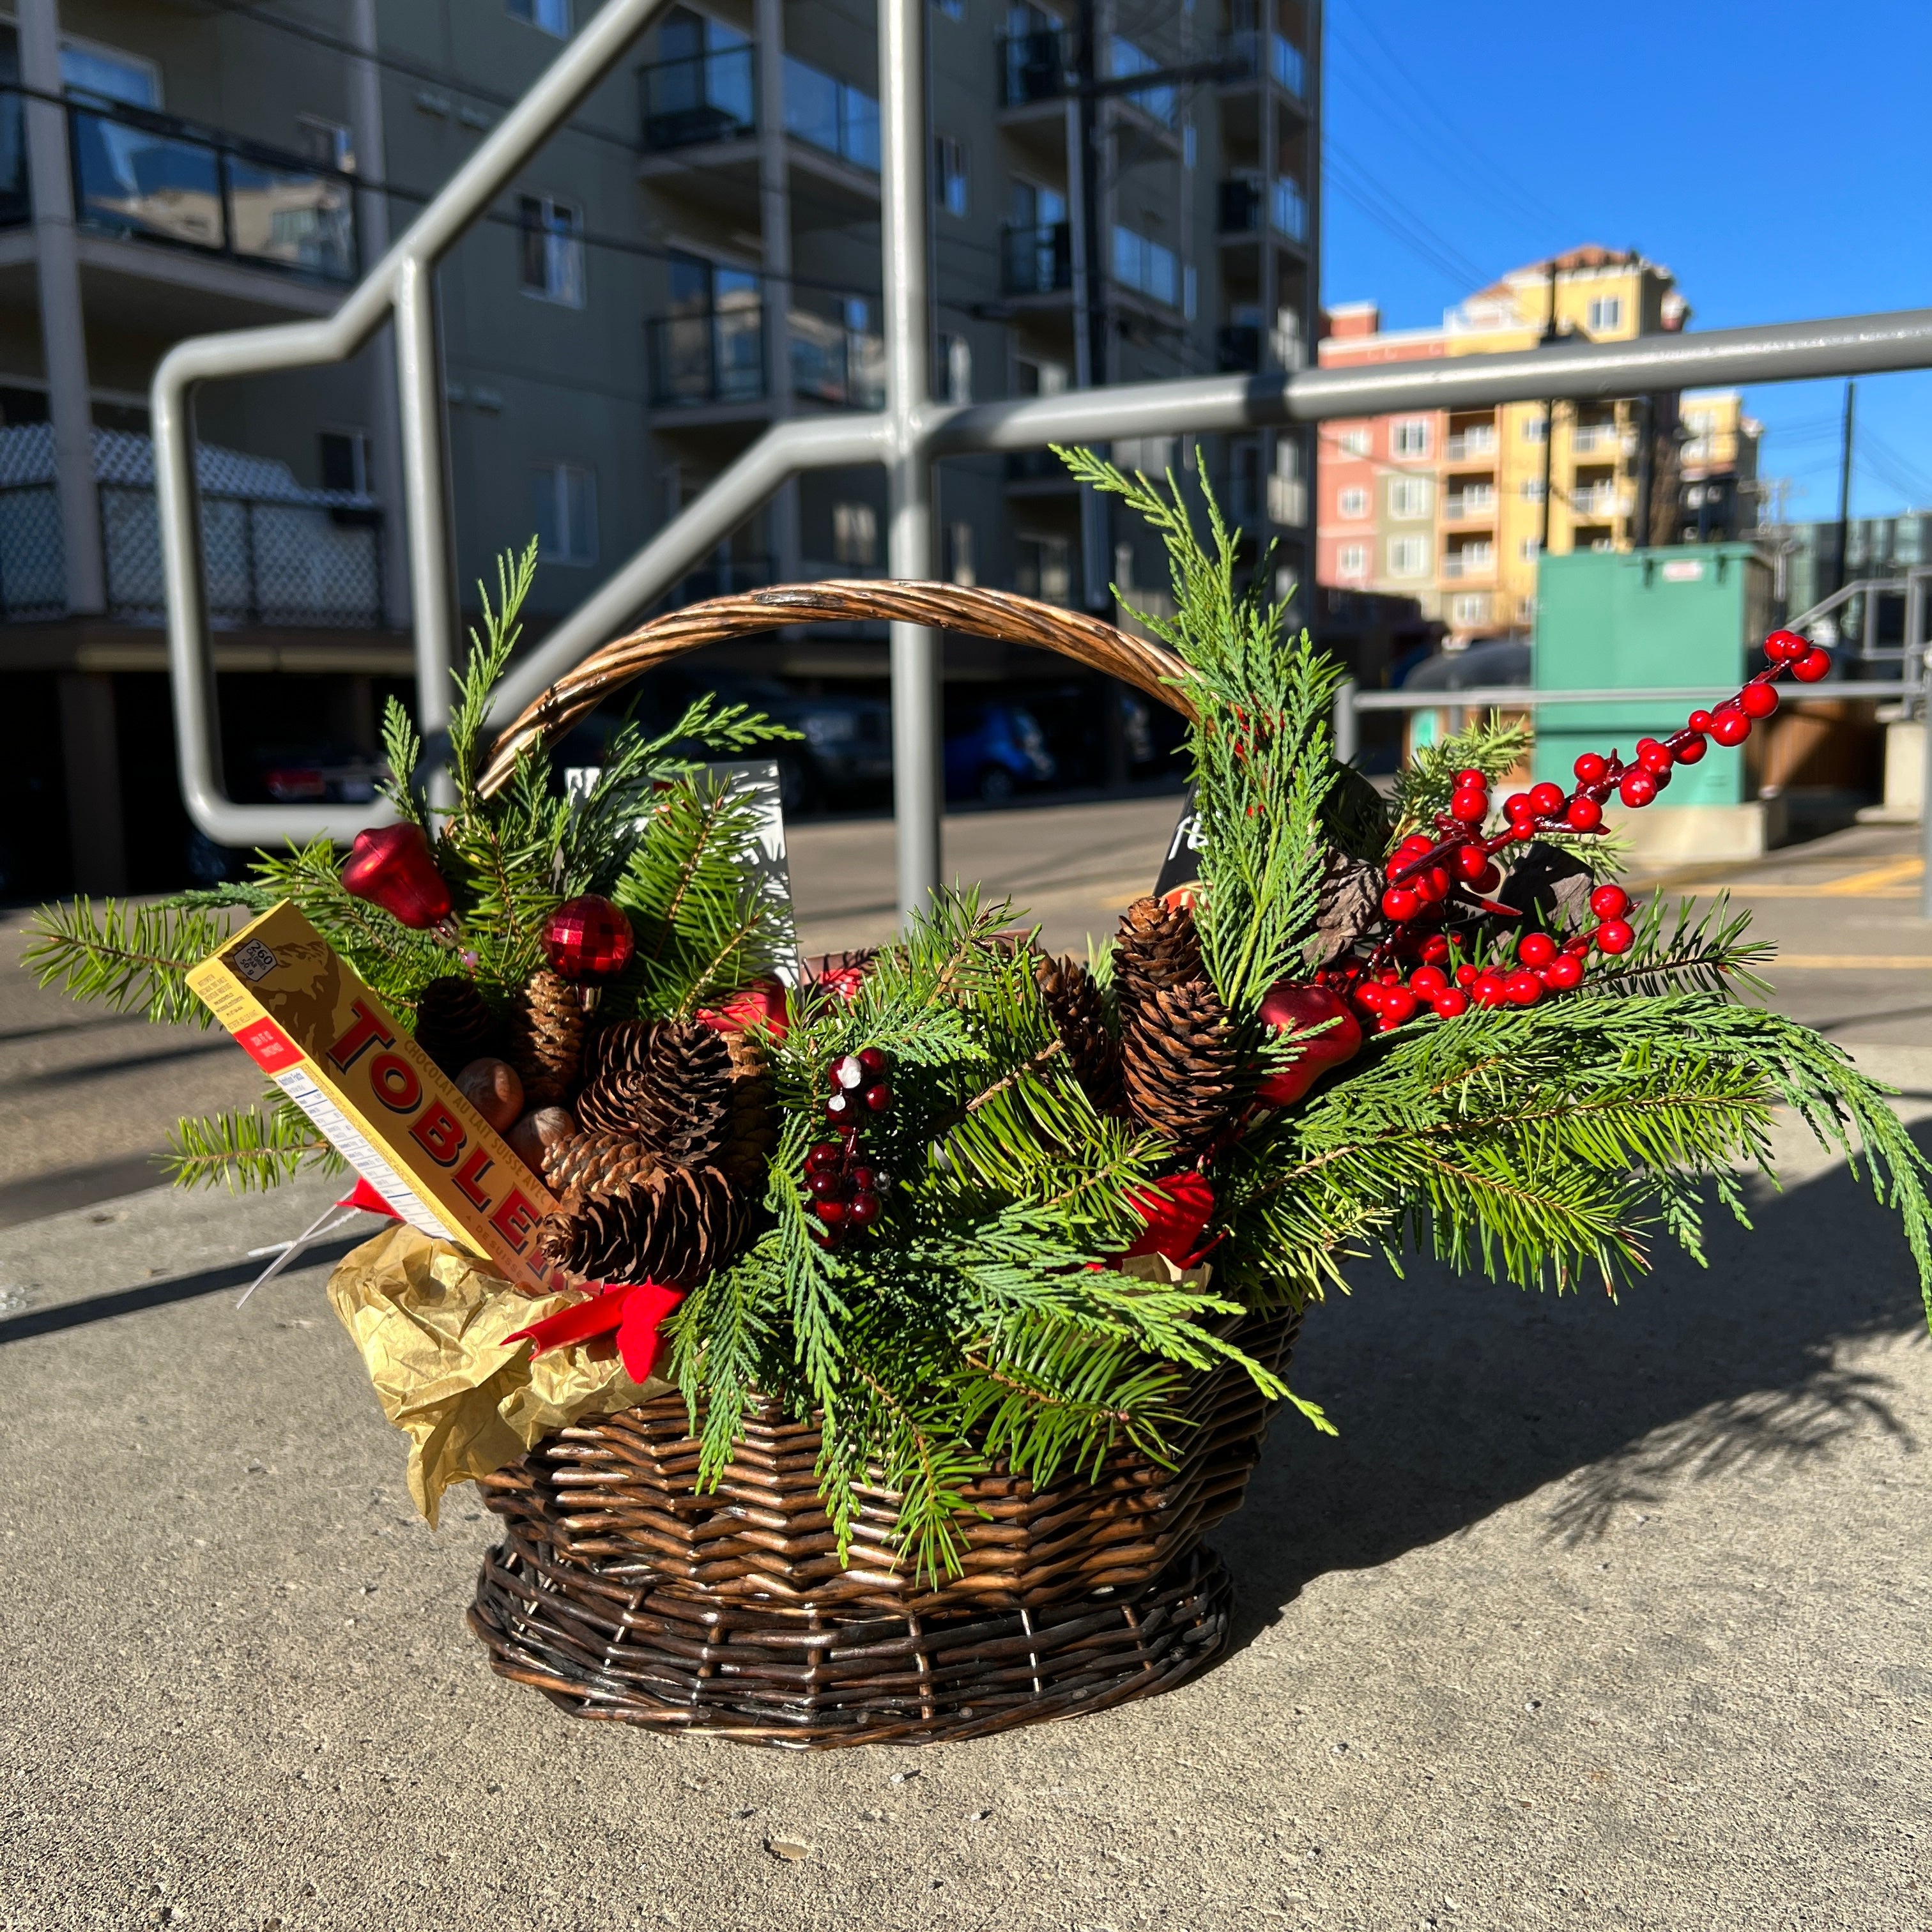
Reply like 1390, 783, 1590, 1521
1123, 1172, 1217, 1268
503, 1279, 687, 1384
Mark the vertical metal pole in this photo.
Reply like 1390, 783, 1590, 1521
1333, 677, 1358, 767
394, 256, 455, 739
755, 0, 801, 582
880, 0, 940, 925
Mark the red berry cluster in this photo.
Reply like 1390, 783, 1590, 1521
806, 1049, 893, 1241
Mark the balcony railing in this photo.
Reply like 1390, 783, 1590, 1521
999, 28, 1074, 106
1445, 429, 1498, 461
1216, 177, 1305, 241
648, 306, 886, 410
1570, 483, 1623, 517
1441, 547, 1496, 580
1222, 30, 1305, 98
1001, 221, 1071, 295
1445, 488, 1497, 519
0, 91, 359, 281
783, 57, 880, 172
638, 47, 756, 150
1571, 424, 1621, 455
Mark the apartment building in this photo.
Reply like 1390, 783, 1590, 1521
1316, 248, 1761, 647
0, 0, 1321, 900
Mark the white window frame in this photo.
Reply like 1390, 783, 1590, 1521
1337, 427, 1370, 457
1586, 295, 1623, 334
1337, 486, 1368, 520
533, 462, 597, 565
1388, 536, 1427, 578
833, 500, 880, 567
1389, 477, 1432, 521
519, 194, 585, 307
1337, 542, 1368, 579
1450, 592, 1489, 627
934, 134, 970, 218
1521, 414, 1547, 443
508, 0, 573, 38
1392, 418, 1430, 459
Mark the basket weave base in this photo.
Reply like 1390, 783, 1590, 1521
469, 1523, 1232, 1749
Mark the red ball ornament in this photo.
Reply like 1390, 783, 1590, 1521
543, 895, 635, 981
1256, 982, 1365, 1107
1687, 710, 1715, 735
1566, 796, 1603, 832
696, 977, 790, 1042
1573, 753, 1609, 786
1381, 885, 1421, 923
1618, 769, 1658, 808
1542, 953, 1584, 991
1765, 629, 1809, 663
341, 824, 452, 930
1503, 792, 1537, 823
1595, 918, 1636, 956
1517, 931, 1558, 969
1791, 647, 1832, 684
1529, 781, 1567, 817
1590, 884, 1630, 921
1709, 705, 1751, 747
1675, 733, 1708, 765
1503, 969, 1544, 1007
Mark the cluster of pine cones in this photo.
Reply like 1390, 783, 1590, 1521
411, 969, 772, 1289
1034, 896, 1241, 1160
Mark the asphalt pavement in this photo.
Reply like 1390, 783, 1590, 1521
3, 800, 1930, 1929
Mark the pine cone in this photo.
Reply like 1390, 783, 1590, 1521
633, 1021, 735, 1168
716, 1027, 778, 1190
411, 976, 498, 1078
583, 1017, 652, 1087
542, 1130, 663, 1200
1114, 896, 1205, 1011
1034, 954, 1123, 1114
537, 1164, 748, 1285
505, 969, 584, 1108
1120, 976, 1242, 1156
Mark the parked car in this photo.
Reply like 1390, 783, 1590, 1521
944, 702, 1057, 802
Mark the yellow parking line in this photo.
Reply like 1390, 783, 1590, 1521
1816, 855, 1924, 894
1675, 855, 1924, 899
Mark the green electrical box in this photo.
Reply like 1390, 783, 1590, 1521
1533, 544, 1772, 808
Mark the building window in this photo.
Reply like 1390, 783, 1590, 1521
946, 520, 975, 586
833, 501, 879, 567
1519, 477, 1545, 502
1016, 535, 1072, 604
934, 0, 966, 17
319, 430, 369, 495
1392, 418, 1430, 458
1389, 477, 1431, 520
934, 135, 969, 217
938, 332, 973, 403
1450, 593, 1489, 627
1112, 224, 1177, 307
59, 38, 160, 108
519, 195, 585, 306
296, 116, 355, 173
1388, 536, 1427, 578
1520, 536, 1540, 561
1586, 295, 1623, 334
1521, 414, 1547, 443
509, 0, 572, 36
1337, 543, 1368, 579
1517, 596, 1537, 622
1338, 486, 1368, 519
1116, 435, 1177, 475
1336, 427, 1370, 458
533, 463, 597, 565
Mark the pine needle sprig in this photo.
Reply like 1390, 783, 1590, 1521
1389, 714, 1531, 837
1583, 892, 1774, 999
166, 1092, 342, 1192
20, 896, 259, 1028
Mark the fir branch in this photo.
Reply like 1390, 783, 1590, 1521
20, 896, 249, 1027
166, 1095, 342, 1192
1389, 713, 1531, 839
375, 694, 426, 829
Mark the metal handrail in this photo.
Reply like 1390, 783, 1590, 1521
150, 0, 1932, 923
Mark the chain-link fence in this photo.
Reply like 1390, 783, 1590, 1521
100, 486, 383, 627
0, 484, 66, 619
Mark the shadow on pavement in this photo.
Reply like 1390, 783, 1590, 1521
1215, 1121, 1932, 1652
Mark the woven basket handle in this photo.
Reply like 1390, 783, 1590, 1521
479, 579, 1194, 798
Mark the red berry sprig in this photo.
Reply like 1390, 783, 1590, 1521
806, 1048, 892, 1243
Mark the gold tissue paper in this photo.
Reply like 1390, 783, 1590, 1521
325, 1222, 671, 1523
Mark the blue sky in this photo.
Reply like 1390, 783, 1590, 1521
1321, 0, 1932, 523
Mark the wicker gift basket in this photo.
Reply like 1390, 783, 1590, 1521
27, 458, 1932, 1753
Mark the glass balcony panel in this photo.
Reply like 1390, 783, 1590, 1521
1271, 178, 1305, 240
72, 108, 224, 251
641, 47, 756, 149
1001, 221, 1071, 295
1000, 29, 1069, 105
0, 93, 28, 229
224, 153, 353, 279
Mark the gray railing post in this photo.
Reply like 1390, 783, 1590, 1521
1333, 677, 1358, 767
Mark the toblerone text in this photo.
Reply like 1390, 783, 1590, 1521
186, 901, 558, 1293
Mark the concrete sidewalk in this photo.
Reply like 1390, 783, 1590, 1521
2, 1056, 1928, 1929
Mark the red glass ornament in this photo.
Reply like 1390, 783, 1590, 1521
1618, 769, 1658, 808
1543, 953, 1584, 991
1739, 680, 1780, 719
1528, 781, 1567, 817
1518, 931, 1558, 969
1381, 885, 1420, 923
1792, 647, 1832, 683
1590, 884, 1630, 921
1573, 753, 1609, 786
341, 824, 452, 930
1687, 709, 1715, 734
1256, 982, 1365, 1107
1566, 797, 1603, 832
1709, 706, 1751, 747
806, 1142, 843, 1172
1595, 918, 1636, 956
697, 977, 790, 1041
1765, 629, 1809, 663
1675, 733, 1708, 764
543, 895, 635, 981
1431, 988, 1469, 1018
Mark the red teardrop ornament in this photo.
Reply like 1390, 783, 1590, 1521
341, 824, 452, 930
1255, 982, 1365, 1108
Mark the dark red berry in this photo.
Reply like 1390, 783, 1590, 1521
864, 1082, 891, 1112
808, 1170, 848, 1200
847, 1191, 882, 1227
806, 1142, 843, 1172
856, 1046, 888, 1078
814, 1197, 848, 1226
1420, 933, 1451, 964
848, 1163, 877, 1192
825, 1091, 856, 1123
1675, 733, 1708, 765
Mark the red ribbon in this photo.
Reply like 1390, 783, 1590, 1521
337, 1176, 401, 1218
1122, 1172, 1218, 1268
503, 1279, 686, 1384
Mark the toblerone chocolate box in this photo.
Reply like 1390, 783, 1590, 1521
186, 901, 558, 1293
